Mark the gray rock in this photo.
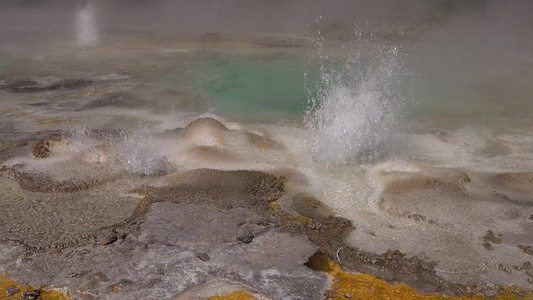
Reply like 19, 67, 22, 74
97, 231, 118, 246
196, 253, 210, 261
483, 242, 494, 250
237, 231, 254, 243
18, 289, 40, 300
5, 285, 19, 296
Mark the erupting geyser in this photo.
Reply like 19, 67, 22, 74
75, 0, 99, 47
306, 44, 405, 166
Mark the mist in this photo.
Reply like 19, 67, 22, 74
0, 1, 504, 48
407, 0, 533, 129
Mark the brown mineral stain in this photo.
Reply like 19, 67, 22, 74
111, 284, 121, 292
41, 118, 80, 124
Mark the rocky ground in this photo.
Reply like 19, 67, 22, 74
0, 116, 530, 300
0, 74, 532, 299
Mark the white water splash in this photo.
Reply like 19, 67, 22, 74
306, 43, 405, 165
121, 131, 171, 177
75, 0, 99, 47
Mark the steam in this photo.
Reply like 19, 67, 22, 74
75, 0, 99, 47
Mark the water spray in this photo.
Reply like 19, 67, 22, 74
75, 0, 99, 47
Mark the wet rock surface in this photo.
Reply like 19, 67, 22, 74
290, 193, 335, 221
492, 172, 533, 193
0, 177, 137, 251
0, 120, 532, 299
81, 91, 138, 110
0, 165, 328, 299
1, 79, 93, 93
0, 154, 471, 299
365, 163, 533, 292
0, 165, 105, 193
31, 134, 64, 158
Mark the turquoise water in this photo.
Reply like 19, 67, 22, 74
157, 51, 310, 123
0, 31, 531, 135
199, 57, 307, 121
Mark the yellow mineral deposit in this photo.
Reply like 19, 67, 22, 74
0, 274, 72, 300
321, 257, 533, 300
208, 289, 255, 300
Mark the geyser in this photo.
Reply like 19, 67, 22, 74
305, 43, 405, 166
75, 0, 99, 47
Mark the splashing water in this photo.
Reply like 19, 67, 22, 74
121, 132, 171, 177
61, 122, 97, 154
305, 43, 405, 165
75, 0, 99, 47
